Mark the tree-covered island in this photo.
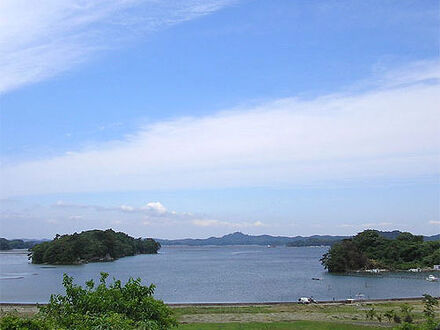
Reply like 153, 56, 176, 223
30, 229, 161, 265
321, 230, 440, 273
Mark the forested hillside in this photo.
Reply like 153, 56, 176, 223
321, 230, 440, 272
30, 229, 160, 264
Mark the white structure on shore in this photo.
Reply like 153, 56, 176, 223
408, 268, 421, 272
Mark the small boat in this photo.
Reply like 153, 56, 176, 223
426, 274, 439, 282
312, 277, 322, 281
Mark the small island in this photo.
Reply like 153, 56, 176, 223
30, 229, 161, 265
320, 229, 440, 273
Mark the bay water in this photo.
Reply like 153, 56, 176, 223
0, 246, 438, 303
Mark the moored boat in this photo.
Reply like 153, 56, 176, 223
426, 274, 438, 282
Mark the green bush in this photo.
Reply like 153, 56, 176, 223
0, 314, 50, 330
384, 309, 394, 322
400, 304, 414, 324
1, 273, 177, 329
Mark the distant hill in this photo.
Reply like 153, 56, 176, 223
378, 231, 439, 241
0, 238, 47, 250
157, 231, 439, 247
424, 234, 440, 241
157, 232, 346, 247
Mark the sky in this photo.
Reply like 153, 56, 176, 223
0, 0, 439, 239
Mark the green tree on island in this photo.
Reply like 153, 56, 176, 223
30, 229, 161, 265
321, 230, 440, 272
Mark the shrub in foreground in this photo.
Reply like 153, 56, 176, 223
0, 273, 177, 330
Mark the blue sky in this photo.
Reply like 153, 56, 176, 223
0, 0, 439, 239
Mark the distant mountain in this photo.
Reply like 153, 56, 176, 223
0, 238, 47, 250
424, 234, 440, 241
157, 232, 346, 247
156, 231, 439, 247
377, 230, 439, 241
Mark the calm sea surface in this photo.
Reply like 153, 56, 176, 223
0, 246, 438, 303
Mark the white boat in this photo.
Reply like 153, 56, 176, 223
426, 274, 438, 282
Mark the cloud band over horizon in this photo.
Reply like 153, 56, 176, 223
1, 62, 439, 198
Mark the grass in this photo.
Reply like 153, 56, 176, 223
173, 306, 273, 316
177, 320, 383, 329
2, 299, 437, 328
174, 300, 438, 327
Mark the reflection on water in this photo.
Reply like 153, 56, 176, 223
0, 246, 438, 303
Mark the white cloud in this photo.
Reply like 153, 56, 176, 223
54, 200, 169, 216
120, 205, 135, 212
339, 222, 394, 229
1, 198, 267, 237
0, 197, 436, 238
1, 62, 439, 197
0, 0, 235, 94
380, 60, 440, 88
142, 202, 167, 215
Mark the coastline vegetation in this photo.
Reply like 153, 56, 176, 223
1, 292, 438, 329
30, 229, 160, 265
320, 230, 440, 273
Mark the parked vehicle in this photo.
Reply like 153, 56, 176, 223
298, 297, 316, 304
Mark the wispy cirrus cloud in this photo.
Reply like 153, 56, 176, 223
1, 62, 439, 197
0, 0, 235, 94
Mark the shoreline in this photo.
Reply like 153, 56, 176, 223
1, 296, 436, 307
2, 298, 437, 328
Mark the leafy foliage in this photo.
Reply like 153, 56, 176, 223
0, 273, 177, 329
30, 229, 161, 264
321, 230, 440, 272
400, 304, 414, 324
0, 314, 50, 329
384, 309, 395, 322
365, 307, 376, 320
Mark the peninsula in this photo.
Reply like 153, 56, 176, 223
321, 230, 440, 273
